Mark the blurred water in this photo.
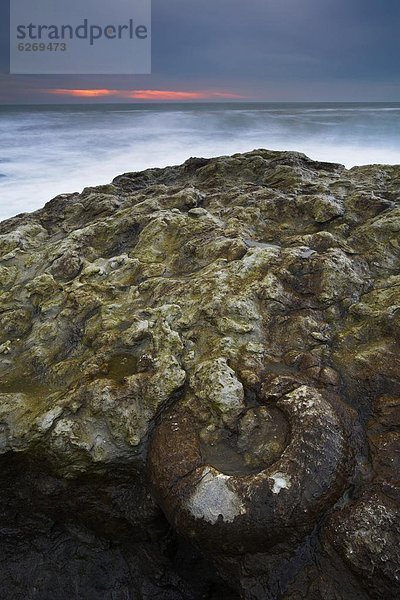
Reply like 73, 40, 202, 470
0, 102, 399, 222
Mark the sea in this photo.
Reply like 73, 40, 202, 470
0, 102, 399, 222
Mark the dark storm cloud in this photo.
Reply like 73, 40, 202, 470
153, 0, 400, 83
1, 0, 400, 102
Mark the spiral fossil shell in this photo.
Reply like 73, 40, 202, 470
148, 382, 351, 555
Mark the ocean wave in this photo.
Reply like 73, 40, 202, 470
0, 104, 399, 222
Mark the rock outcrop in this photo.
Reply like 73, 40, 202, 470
0, 149, 399, 599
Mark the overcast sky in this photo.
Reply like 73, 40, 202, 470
1, 0, 399, 103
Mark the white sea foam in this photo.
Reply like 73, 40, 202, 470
0, 103, 399, 222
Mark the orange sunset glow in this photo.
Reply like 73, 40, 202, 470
46, 89, 244, 100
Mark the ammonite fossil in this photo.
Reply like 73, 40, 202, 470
148, 376, 353, 556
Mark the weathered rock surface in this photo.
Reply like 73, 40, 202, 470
0, 149, 399, 599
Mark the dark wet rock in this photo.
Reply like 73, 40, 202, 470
0, 149, 399, 598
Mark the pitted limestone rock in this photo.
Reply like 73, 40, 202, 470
0, 150, 399, 599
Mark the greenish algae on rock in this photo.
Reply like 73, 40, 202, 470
0, 150, 399, 599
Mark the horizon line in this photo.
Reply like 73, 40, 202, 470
1, 100, 400, 106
